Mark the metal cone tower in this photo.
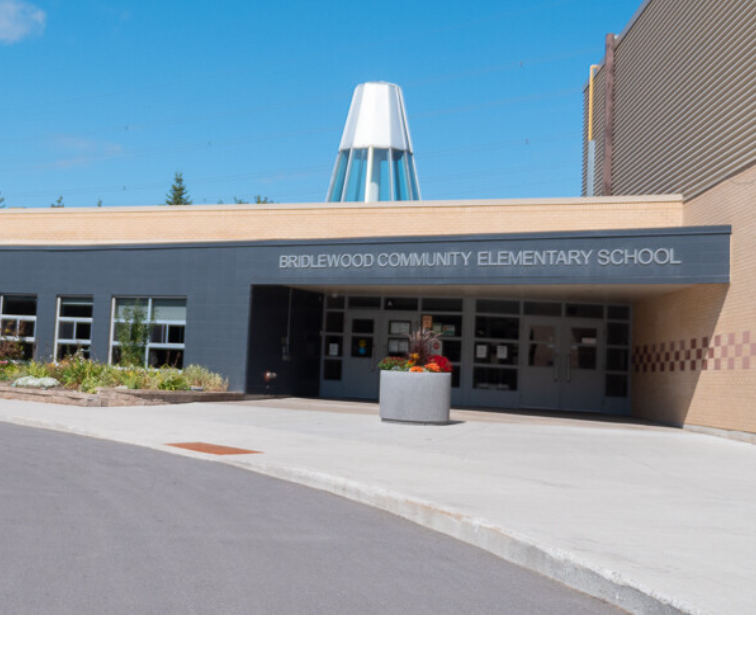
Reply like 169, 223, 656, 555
327, 82, 421, 202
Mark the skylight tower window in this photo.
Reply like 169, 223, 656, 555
326, 82, 421, 203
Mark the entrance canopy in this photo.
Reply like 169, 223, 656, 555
265, 226, 730, 289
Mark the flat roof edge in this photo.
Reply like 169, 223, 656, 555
0, 225, 729, 252
0, 194, 684, 215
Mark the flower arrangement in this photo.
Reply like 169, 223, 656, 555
378, 328, 453, 373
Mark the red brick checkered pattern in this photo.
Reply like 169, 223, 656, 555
633, 331, 754, 373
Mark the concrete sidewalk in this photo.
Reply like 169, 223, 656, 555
1, 396, 754, 614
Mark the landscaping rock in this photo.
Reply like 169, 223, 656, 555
12, 376, 61, 389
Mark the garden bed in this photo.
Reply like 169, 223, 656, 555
0, 382, 246, 407
0, 356, 243, 406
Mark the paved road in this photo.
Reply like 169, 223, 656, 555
0, 423, 622, 614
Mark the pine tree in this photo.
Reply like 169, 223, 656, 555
51, 196, 64, 208
165, 172, 192, 205
0, 191, 5, 208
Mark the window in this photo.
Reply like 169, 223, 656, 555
322, 299, 345, 381
344, 148, 367, 202
391, 149, 409, 200
327, 150, 350, 202
369, 149, 390, 201
605, 306, 631, 398
55, 297, 93, 361
473, 299, 520, 392
0, 294, 37, 360
111, 297, 186, 368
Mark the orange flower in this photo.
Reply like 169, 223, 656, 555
424, 362, 441, 372
409, 366, 425, 372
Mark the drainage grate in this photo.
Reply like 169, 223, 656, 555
167, 442, 262, 456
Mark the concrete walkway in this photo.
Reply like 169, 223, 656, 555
1, 396, 754, 614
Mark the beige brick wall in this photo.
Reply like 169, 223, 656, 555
0, 196, 682, 245
632, 163, 756, 433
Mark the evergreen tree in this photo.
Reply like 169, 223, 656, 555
0, 191, 5, 208
230, 195, 272, 204
165, 172, 192, 205
51, 196, 64, 208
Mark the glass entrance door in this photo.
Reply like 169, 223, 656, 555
342, 311, 380, 399
562, 318, 603, 412
520, 317, 561, 410
519, 316, 604, 413
341, 310, 419, 399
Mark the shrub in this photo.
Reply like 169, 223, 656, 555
0, 361, 23, 382
0, 340, 23, 361
156, 368, 191, 391
182, 364, 228, 391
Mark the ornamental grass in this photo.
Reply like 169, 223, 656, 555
0, 354, 228, 393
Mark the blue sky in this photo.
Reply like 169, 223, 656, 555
0, 0, 642, 208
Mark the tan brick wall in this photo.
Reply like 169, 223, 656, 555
632, 164, 756, 433
0, 196, 682, 246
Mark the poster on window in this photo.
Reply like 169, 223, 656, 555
389, 320, 411, 335
388, 338, 409, 354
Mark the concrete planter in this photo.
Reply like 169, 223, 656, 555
379, 370, 452, 425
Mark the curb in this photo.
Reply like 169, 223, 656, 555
0, 412, 697, 615
220, 458, 693, 615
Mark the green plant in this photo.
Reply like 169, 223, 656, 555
156, 367, 191, 391
1, 351, 229, 396
0, 361, 23, 382
25, 360, 51, 378
115, 303, 153, 367
183, 364, 228, 391
378, 357, 410, 371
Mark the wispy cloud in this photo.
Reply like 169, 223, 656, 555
49, 134, 125, 169
0, 0, 46, 45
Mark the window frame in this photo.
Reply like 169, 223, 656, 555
109, 296, 187, 368
0, 294, 38, 359
54, 296, 94, 362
